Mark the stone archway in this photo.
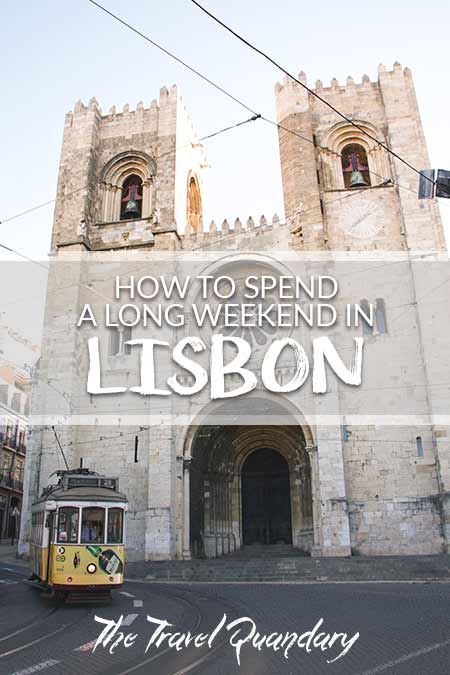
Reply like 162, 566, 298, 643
187, 424, 313, 558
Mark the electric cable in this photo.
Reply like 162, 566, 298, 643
0, 115, 261, 226
189, 0, 436, 186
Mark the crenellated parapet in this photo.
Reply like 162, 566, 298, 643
64, 84, 203, 157
274, 62, 413, 123
68, 84, 177, 120
180, 213, 290, 250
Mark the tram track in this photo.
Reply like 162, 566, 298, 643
0, 564, 27, 578
0, 607, 59, 644
0, 582, 209, 674
0, 575, 237, 674
107, 583, 239, 675
110, 586, 204, 675
0, 603, 92, 661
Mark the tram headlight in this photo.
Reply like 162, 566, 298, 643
87, 563, 97, 574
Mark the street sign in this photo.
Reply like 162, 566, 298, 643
418, 168, 450, 199
436, 169, 450, 198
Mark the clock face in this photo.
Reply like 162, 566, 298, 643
339, 195, 384, 239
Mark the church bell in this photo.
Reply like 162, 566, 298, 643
349, 170, 368, 188
121, 183, 142, 219
122, 197, 140, 218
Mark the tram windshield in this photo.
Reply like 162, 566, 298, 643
81, 507, 105, 543
57, 507, 79, 543
107, 508, 123, 543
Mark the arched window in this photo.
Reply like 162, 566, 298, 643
359, 299, 374, 336
187, 174, 202, 234
375, 298, 387, 334
341, 144, 371, 188
416, 436, 424, 459
100, 151, 156, 223
320, 121, 390, 191
120, 174, 143, 220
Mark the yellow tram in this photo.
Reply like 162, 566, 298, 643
29, 469, 128, 601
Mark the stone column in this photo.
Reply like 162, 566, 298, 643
314, 426, 351, 557
102, 184, 111, 222
306, 444, 321, 555
203, 478, 215, 558
142, 178, 153, 218
290, 463, 304, 549
182, 458, 191, 559
145, 430, 174, 560
231, 472, 241, 550
112, 186, 121, 221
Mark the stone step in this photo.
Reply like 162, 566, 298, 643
224, 544, 307, 559
126, 554, 449, 583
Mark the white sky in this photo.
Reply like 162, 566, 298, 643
0, 0, 449, 342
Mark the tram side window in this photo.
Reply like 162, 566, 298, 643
33, 513, 41, 545
31, 511, 44, 545
81, 507, 105, 544
31, 512, 39, 544
107, 508, 123, 544
58, 507, 79, 543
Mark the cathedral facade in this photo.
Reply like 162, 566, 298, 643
19, 63, 450, 562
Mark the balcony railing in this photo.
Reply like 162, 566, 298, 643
0, 433, 26, 454
0, 474, 24, 493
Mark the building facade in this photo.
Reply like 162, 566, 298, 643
19, 64, 450, 561
0, 366, 30, 540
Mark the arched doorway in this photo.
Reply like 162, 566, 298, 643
242, 448, 292, 545
187, 424, 313, 558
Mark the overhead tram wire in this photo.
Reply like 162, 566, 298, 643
188, 0, 436, 187
193, 179, 394, 250
0, 116, 268, 313
0, 242, 50, 270
86, 2, 317, 140
0, 2, 418, 230
0, 170, 435, 310
0, 188, 85, 225
52, 426, 70, 470
3, 110, 411, 231
87, 0, 258, 117
0, 7, 439, 297
2, 245, 447, 422
85, 1, 430, 200
0, 114, 260, 227
0, 178, 425, 278
37, 425, 152, 456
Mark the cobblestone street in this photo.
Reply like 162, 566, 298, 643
1, 561, 449, 675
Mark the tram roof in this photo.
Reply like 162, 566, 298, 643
33, 485, 128, 506
32, 469, 128, 507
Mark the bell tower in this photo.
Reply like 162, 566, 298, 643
52, 85, 207, 252
275, 64, 446, 252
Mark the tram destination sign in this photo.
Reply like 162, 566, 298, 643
64, 475, 119, 491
